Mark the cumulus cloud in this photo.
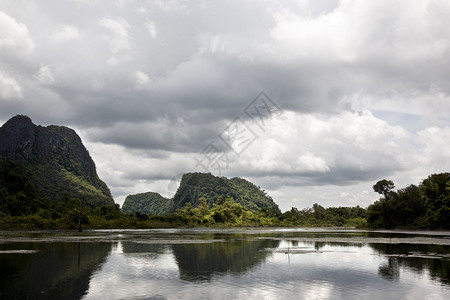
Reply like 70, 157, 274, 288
0, 10, 34, 53
99, 17, 131, 54
52, 25, 80, 43
0, 70, 23, 99
146, 22, 157, 38
270, 0, 450, 63
34, 64, 55, 85
416, 126, 450, 171
223, 110, 411, 184
133, 71, 151, 89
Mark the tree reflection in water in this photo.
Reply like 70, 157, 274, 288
171, 234, 280, 281
379, 257, 400, 281
309, 241, 450, 285
1, 230, 449, 299
0, 242, 112, 299
371, 243, 450, 285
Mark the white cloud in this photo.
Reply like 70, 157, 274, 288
0, 70, 23, 99
34, 64, 55, 85
99, 17, 131, 54
294, 152, 330, 173
133, 71, 151, 89
416, 126, 450, 172
52, 25, 80, 43
269, 0, 450, 64
0, 10, 34, 53
146, 22, 157, 38
154, 0, 189, 14
232, 110, 411, 180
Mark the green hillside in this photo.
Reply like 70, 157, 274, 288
122, 192, 173, 215
123, 172, 281, 215
172, 173, 280, 214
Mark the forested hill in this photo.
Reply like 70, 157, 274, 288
173, 173, 281, 213
123, 172, 281, 215
122, 192, 173, 215
0, 115, 114, 208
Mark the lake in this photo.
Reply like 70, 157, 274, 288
1, 228, 449, 299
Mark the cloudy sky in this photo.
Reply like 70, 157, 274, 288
1, 0, 449, 211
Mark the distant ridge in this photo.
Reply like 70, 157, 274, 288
122, 172, 280, 215
0, 115, 114, 207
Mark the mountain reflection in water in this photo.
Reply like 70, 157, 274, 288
0, 241, 112, 300
0, 229, 449, 299
170, 234, 280, 281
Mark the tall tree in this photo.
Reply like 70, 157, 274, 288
373, 179, 395, 199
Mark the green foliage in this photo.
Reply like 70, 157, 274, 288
172, 196, 280, 227
171, 173, 281, 214
0, 159, 41, 216
279, 204, 367, 227
373, 179, 395, 198
122, 173, 281, 217
122, 192, 173, 215
0, 161, 370, 229
367, 173, 449, 229
228, 177, 281, 213
421, 173, 450, 228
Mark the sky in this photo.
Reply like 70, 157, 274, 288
1, 0, 449, 212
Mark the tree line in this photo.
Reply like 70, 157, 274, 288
367, 173, 449, 229
1, 169, 448, 230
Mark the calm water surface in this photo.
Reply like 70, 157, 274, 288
1, 228, 449, 299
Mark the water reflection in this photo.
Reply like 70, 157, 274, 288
371, 243, 450, 285
121, 241, 167, 256
0, 229, 449, 299
171, 234, 279, 281
379, 257, 400, 280
0, 241, 112, 299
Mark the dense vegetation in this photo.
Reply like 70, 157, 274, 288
278, 204, 367, 227
122, 192, 173, 215
1, 163, 448, 229
123, 172, 281, 215
0, 194, 365, 229
367, 173, 449, 229
0, 158, 365, 229
0, 159, 366, 229
171, 173, 281, 213
0, 157, 120, 229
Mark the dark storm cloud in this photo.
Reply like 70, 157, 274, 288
3, 0, 449, 130
0, 0, 353, 129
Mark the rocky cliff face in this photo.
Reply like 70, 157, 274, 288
0, 115, 36, 159
0, 115, 114, 207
